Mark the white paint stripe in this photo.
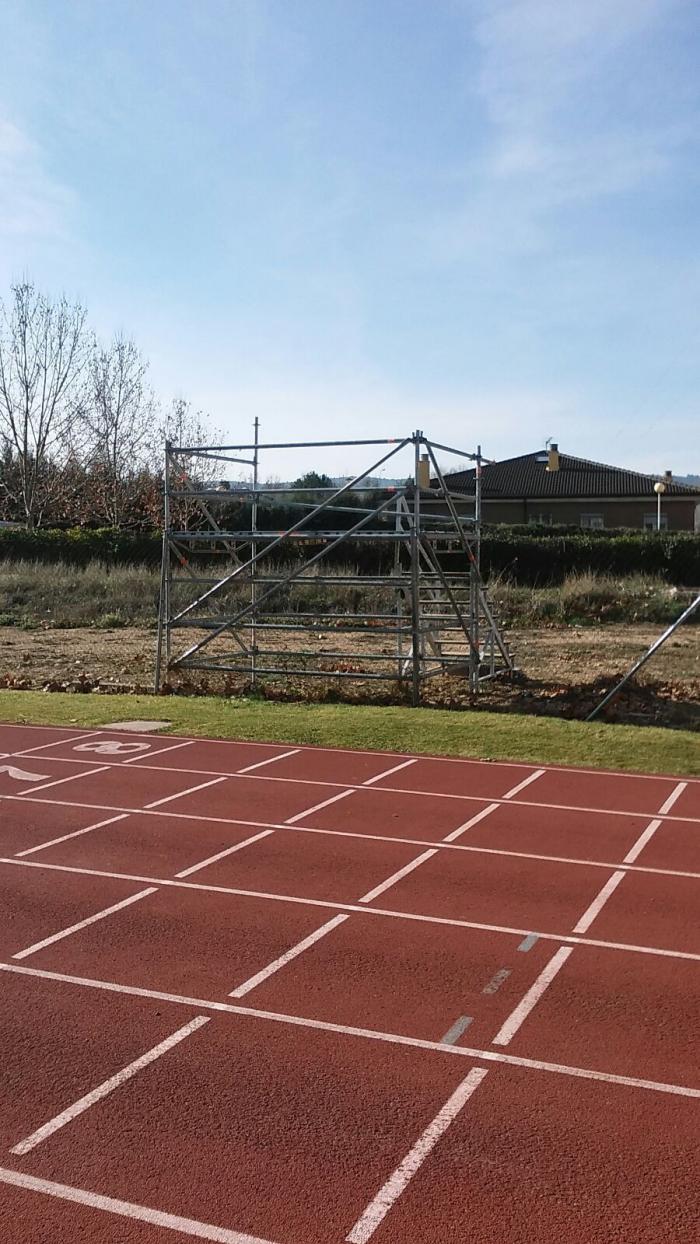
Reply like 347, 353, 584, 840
284, 788, 355, 823
362, 758, 417, 786
442, 802, 500, 842
11, 1016, 209, 1154
657, 781, 688, 815
229, 914, 349, 997
12, 888, 157, 960
3, 960, 699, 1098
10, 731, 104, 757
14, 814, 130, 858
235, 749, 301, 774
174, 830, 275, 878
345, 1066, 488, 1243
1, 854, 697, 962
502, 769, 546, 799
623, 819, 663, 865
20, 766, 111, 794
572, 871, 626, 934
8, 792, 700, 876
358, 850, 438, 903
0, 1167, 279, 1244
144, 776, 228, 809
492, 946, 573, 1046
123, 740, 194, 764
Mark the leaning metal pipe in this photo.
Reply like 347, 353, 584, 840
586, 593, 700, 721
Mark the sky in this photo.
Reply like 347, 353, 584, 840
1, 0, 699, 480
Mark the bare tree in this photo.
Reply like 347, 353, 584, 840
0, 282, 89, 527
82, 334, 158, 526
161, 397, 225, 530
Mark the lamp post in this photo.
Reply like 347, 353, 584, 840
653, 480, 666, 531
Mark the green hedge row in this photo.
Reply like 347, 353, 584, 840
0, 525, 698, 585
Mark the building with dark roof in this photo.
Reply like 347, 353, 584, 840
444, 445, 700, 531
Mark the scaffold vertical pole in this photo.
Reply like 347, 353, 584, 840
251, 417, 259, 687
154, 439, 172, 692
411, 431, 422, 706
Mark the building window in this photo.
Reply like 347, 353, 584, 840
580, 513, 604, 529
643, 514, 668, 530
528, 513, 552, 526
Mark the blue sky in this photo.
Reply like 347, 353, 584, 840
1, 0, 698, 479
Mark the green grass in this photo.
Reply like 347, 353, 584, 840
0, 690, 697, 776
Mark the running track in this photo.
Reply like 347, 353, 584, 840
0, 722, 698, 1243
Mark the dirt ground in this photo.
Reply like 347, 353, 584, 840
1, 622, 698, 729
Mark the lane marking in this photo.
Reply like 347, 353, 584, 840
0, 765, 49, 783
623, 819, 662, 865
502, 769, 546, 799
174, 830, 275, 879
517, 934, 539, 952
442, 802, 500, 842
10, 731, 104, 757
229, 914, 349, 998
1, 854, 697, 962
235, 749, 301, 774
12, 888, 158, 960
345, 1066, 488, 1243
123, 740, 195, 764
3, 960, 699, 1098
657, 781, 688, 815
284, 789, 355, 823
9, 793, 700, 877
358, 850, 438, 904
144, 776, 228, 809
10, 1016, 209, 1154
0, 1166, 279, 1244
362, 758, 418, 786
18, 766, 111, 795
482, 968, 511, 995
492, 947, 573, 1046
14, 814, 130, 858
74, 741, 151, 756
440, 1015, 473, 1045
572, 871, 626, 934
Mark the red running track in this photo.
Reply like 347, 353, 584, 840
0, 722, 698, 1243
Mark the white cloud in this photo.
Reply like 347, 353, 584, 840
0, 118, 75, 241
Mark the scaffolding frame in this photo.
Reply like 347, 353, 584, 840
155, 430, 515, 705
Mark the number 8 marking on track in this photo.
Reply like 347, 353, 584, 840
73, 742, 151, 756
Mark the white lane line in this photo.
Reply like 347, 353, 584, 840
144, 776, 228, 809
358, 850, 438, 904
657, 781, 688, 815
362, 758, 417, 786
9, 793, 700, 878
2, 854, 698, 962
482, 968, 511, 995
3, 960, 699, 1099
10, 731, 104, 757
10, 1016, 209, 1155
572, 871, 626, 934
12, 888, 157, 960
174, 830, 275, 878
442, 802, 500, 842
229, 914, 349, 998
17, 766, 111, 795
14, 814, 130, 858
491, 947, 573, 1046
623, 819, 663, 865
284, 789, 356, 824
0, 1167, 279, 1244
123, 740, 194, 764
502, 769, 546, 799
235, 749, 301, 774
345, 1066, 488, 1243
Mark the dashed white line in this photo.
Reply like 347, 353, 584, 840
15, 766, 111, 795
0, 1167, 280, 1244
175, 830, 275, 879
12, 888, 158, 960
623, 819, 663, 865
144, 776, 228, 809
502, 769, 546, 799
284, 789, 355, 824
572, 871, 627, 935
123, 740, 195, 764
442, 802, 500, 842
657, 781, 688, 815
358, 850, 438, 904
235, 749, 301, 774
14, 813, 130, 858
491, 947, 573, 1046
362, 758, 417, 786
229, 913, 349, 998
346, 1067, 489, 1242
10, 1016, 210, 1154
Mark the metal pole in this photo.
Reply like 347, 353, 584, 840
411, 431, 422, 706
657, 489, 661, 532
154, 439, 172, 691
587, 593, 700, 721
251, 417, 259, 686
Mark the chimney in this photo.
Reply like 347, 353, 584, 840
664, 470, 673, 482
546, 442, 560, 473
416, 454, 431, 489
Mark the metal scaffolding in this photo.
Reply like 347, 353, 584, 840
154, 430, 515, 705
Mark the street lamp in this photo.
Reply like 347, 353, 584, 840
653, 480, 666, 531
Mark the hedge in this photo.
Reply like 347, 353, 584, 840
0, 525, 698, 586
